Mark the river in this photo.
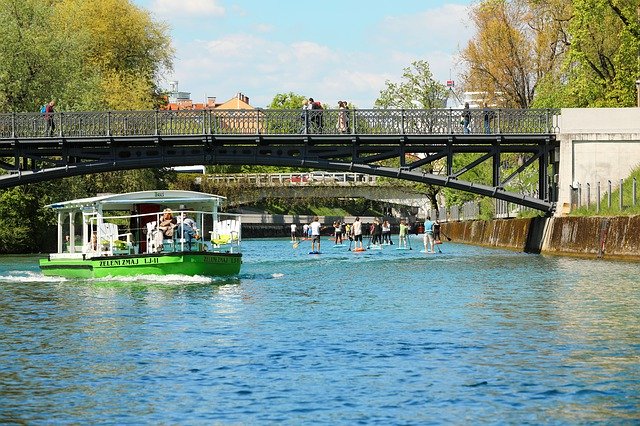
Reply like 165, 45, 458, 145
1, 237, 639, 424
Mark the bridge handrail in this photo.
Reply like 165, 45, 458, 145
0, 108, 560, 139
206, 172, 378, 185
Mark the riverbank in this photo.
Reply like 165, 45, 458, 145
440, 216, 640, 262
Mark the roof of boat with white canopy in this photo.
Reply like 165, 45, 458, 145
46, 190, 226, 212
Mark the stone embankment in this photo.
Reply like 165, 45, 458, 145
441, 216, 640, 261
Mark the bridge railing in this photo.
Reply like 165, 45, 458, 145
206, 172, 378, 185
0, 108, 560, 139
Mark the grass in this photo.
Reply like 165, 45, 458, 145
570, 168, 640, 216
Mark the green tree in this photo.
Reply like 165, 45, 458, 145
374, 60, 446, 212
562, 0, 640, 107
461, 0, 571, 108
0, 0, 173, 112
52, 0, 173, 110
0, 0, 75, 111
268, 92, 307, 109
375, 60, 447, 109
0, 185, 58, 253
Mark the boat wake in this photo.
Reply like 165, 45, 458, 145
88, 274, 236, 286
0, 270, 66, 283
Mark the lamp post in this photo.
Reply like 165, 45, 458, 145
637, 79, 640, 107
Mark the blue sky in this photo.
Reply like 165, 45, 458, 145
131, 0, 475, 108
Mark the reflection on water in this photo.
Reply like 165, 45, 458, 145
0, 242, 639, 424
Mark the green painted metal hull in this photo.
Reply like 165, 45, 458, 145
39, 252, 242, 279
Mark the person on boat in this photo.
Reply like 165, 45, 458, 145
290, 223, 298, 242
398, 219, 408, 248
155, 208, 177, 252
423, 216, 436, 253
175, 211, 200, 250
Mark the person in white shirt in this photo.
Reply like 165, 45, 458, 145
352, 216, 363, 249
310, 216, 322, 252
290, 223, 297, 242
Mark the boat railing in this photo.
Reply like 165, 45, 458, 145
79, 210, 241, 256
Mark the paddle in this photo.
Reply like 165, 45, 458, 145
293, 237, 308, 249
407, 233, 412, 250
440, 229, 452, 242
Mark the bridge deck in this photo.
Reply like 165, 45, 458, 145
0, 108, 559, 212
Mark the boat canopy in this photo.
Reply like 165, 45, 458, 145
46, 190, 227, 212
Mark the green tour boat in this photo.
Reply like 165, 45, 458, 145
39, 190, 242, 278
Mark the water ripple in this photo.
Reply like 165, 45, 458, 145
0, 242, 639, 424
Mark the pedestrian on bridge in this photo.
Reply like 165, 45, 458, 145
462, 102, 471, 134
44, 100, 55, 137
300, 99, 310, 134
483, 103, 495, 134
337, 101, 348, 133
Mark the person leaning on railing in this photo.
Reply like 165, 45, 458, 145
44, 100, 55, 137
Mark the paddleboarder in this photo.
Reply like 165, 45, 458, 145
352, 216, 364, 251
310, 216, 322, 253
423, 216, 436, 253
398, 219, 408, 248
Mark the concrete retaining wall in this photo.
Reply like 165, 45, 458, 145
441, 216, 640, 261
556, 108, 640, 215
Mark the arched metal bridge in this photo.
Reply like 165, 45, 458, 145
0, 108, 559, 212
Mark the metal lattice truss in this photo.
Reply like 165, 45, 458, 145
0, 108, 559, 212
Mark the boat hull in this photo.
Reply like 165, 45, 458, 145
39, 252, 242, 279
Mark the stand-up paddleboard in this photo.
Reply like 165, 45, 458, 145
420, 249, 435, 254
332, 244, 345, 248
353, 247, 366, 252
395, 247, 410, 250
369, 245, 382, 250
308, 251, 321, 255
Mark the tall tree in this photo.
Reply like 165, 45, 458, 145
461, 0, 570, 108
374, 60, 446, 213
52, 0, 173, 110
375, 60, 447, 109
0, 0, 173, 112
268, 92, 307, 109
0, 0, 75, 111
562, 0, 640, 106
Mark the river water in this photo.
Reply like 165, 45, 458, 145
1, 237, 639, 424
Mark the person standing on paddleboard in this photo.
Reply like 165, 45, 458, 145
423, 216, 436, 253
310, 216, 322, 253
352, 216, 363, 250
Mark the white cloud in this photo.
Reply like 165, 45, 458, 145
160, 3, 474, 108
376, 4, 472, 52
151, 0, 225, 17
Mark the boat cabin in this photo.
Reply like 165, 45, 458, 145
46, 190, 241, 259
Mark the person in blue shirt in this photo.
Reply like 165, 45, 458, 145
423, 216, 436, 253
